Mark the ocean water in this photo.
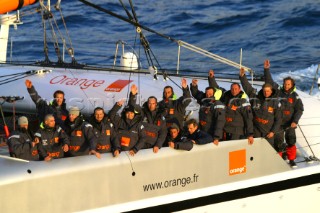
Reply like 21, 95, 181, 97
6, 0, 320, 94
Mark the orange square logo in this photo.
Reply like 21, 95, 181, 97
120, 137, 131, 147
229, 149, 246, 176
169, 108, 174, 114
76, 130, 82, 137
106, 130, 111, 135
104, 80, 133, 92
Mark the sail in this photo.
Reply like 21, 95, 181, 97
0, 0, 38, 14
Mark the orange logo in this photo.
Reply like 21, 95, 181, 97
104, 80, 133, 92
76, 130, 82, 137
47, 152, 61, 158
231, 105, 238, 111
200, 120, 207, 126
169, 108, 174, 115
255, 117, 269, 125
121, 137, 131, 147
106, 130, 111, 135
145, 131, 156, 138
32, 150, 38, 156
54, 137, 59, 143
229, 149, 246, 176
226, 117, 233, 122
97, 144, 110, 150
69, 146, 80, 152
283, 110, 291, 115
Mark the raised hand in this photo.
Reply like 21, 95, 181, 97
239, 67, 245, 77
117, 99, 125, 106
25, 79, 32, 88
208, 70, 214, 78
191, 79, 198, 86
181, 78, 187, 88
264, 59, 270, 69
131, 84, 138, 95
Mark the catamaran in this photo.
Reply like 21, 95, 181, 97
0, 1, 319, 212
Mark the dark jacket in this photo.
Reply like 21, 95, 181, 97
221, 91, 254, 137
208, 75, 254, 137
27, 85, 68, 130
158, 86, 191, 129
108, 103, 146, 153
165, 133, 193, 151
190, 81, 225, 139
187, 128, 213, 145
64, 116, 96, 157
7, 128, 40, 161
198, 99, 226, 140
240, 74, 282, 135
129, 93, 168, 148
35, 125, 70, 159
88, 115, 120, 153
264, 68, 304, 127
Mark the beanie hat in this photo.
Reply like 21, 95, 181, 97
69, 106, 80, 116
170, 123, 180, 130
124, 105, 138, 114
18, 116, 28, 125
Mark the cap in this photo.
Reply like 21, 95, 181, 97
170, 123, 180, 130
69, 106, 80, 116
18, 116, 28, 125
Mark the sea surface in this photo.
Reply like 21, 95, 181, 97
6, 0, 320, 94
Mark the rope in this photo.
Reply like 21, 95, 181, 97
297, 124, 317, 158
0, 71, 41, 85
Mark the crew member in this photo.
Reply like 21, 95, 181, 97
190, 75, 225, 145
166, 123, 193, 151
64, 107, 99, 158
7, 116, 49, 161
108, 100, 146, 156
158, 78, 192, 130
88, 107, 120, 157
239, 66, 282, 148
207, 70, 254, 144
185, 119, 214, 145
129, 84, 167, 153
25, 79, 68, 130
263, 59, 304, 168
35, 114, 69, 159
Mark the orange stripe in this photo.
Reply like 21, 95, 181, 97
0, 0, 38, 14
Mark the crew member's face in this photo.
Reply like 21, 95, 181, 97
169, 128, 179, 139
263, 87, 273, 98
231, 84, 241, 96
69, 114, 78, 122
20, 124, 28, 130
55, 93, 64, 106
205, 88, 214, 98
94, 109, 104, 122
45, 117, 55, 128
187, 123, 197, 134
164, 88, 173, 99
148, 98, 157, 111
284, 80, 293, 92
126, 111, 135, 120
